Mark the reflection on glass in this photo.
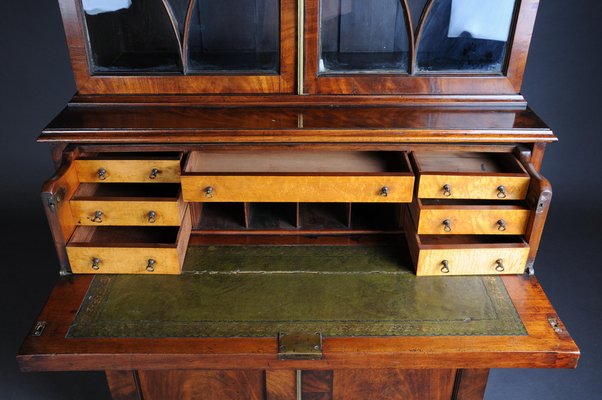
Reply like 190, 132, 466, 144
320, 0, 410, 74
82, 0, 181, 73
187, 0, 279, 73
416, 0, 517, 73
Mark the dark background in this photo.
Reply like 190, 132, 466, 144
1, 1, 601, 399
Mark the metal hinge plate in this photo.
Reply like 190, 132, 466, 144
47, 187, 66, 214
278, 332, 323, 360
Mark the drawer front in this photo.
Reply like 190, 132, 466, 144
66, 246, 182, 274
75, 159, 181, 183
181, 175, 415, 203
415, 246, 529, 276
418, 175, 530, 200
415, 208, 531, 235
70, 200, 183, 226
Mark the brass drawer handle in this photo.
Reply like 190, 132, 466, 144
204, 186, 214, 198
495, 259, 505, 272
497, 185, 507, 198
149, 168, 160, 180
97, 168, 107, 180
497, 219, 507, 231
379, 186, 389, 197
91, 258, 101, 270
441, 260, 450, 274
92, 210, 103, 223
148, 210, 157, 224
146, 259, 156, 273
443, 184, 452, 197
443, 219, 452, 232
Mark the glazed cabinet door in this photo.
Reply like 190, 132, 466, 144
59, 0, 296, 94
303, 0, 537, 94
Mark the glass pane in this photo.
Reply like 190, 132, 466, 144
320, 0, 410, 74
165, 0, 190, 39
187, 0, 280, 73
406, 0, 430, 36
82, 0, 182, 73
416, 0, 517, 73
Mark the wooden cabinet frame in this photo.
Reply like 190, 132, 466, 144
58, 0, 297, 94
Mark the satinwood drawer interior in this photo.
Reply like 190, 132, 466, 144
411, 152, 530, 200
66, 206, 191, 274
409, 198, 531, 235
181, 151, 415, 203
405, 208, 530, 276
74, 153, 182, 183
70, 183, 185, 226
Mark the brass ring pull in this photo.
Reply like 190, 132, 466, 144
441, 260, 450, 274
497, 185, 507, 198
149, 168, 160, 180
497, 219, 507, 231
91, 258, 101, 270
379, 186, 389, 197
443, 219, 452, 232
443, 184, 452, 197
148, 210, 157, 224
495, 259, 505, 272
204, 186, 214, 198
146, 259, 156, 273
92, 210, 103, 223
97, 168, 107, 180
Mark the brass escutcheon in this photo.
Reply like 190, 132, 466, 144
443, 184, 452, 197
497, 219, 507, 231
91, 258, 101, 270
443, 219, 452, 232
497, 185, 507, 198
146, 259, 156, 272
495, 259, 505, 272
149, 168, 160, 180
441, 260, 450, 274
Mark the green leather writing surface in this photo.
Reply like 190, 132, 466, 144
68, 245, 526, 338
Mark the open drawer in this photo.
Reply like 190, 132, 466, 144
181, 151, 415, 203
66, 206, 191, 274
411, 152, 531, 200
409, 198, 531, 235
70, 183, 185, 226
74, 153, 182, 183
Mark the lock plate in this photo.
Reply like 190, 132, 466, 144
278, 332, 323, 360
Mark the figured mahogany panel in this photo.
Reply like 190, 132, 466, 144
138, 370, 266, 400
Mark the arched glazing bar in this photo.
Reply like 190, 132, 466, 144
185, 0, 280, 74
81, 0, 183, 74
319, 0, 413, 74
414, 0, 518, 73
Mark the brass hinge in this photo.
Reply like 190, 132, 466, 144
278, 332, 323, 360
47, 187, 66, 214
32, 321, 47, 337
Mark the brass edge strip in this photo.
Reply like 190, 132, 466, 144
297, 0, 304, 95
296, 369, 302, 400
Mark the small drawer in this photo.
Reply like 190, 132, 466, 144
74, 153, 182, 183
412, 152, 530, 200
70, 184, 185, 226
66, 207, 191, 274
409, 198, 531, 235
181, 151, 415, 203
405, 207, 530, 276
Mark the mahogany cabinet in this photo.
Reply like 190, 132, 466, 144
19, 0, 579, 399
